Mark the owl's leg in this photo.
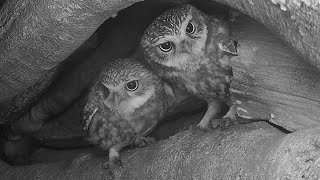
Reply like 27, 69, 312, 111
219, 104, 239, 127
197, 100, 221, 129
104, 142, 129, 178
107, 142, 128, 167
223, 104, 237, 120
209, 104, 240, 129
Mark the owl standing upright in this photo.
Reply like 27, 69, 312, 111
83, 58, 175, 170
140, 4, 238, 130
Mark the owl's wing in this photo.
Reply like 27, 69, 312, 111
138, 119, 159, 137
208, 14, 238, 57
82, 81, 111, 133
218, 40, 238, 56
82, 92, 98, 132
139, 86, 175, 138
163, 81, 176, 108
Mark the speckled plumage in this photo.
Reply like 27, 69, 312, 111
141, 4, 238, 129
82, 58, 174, 169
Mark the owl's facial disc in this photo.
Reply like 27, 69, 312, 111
141, 4, 210, 73
101, 74, 156, 119
157, 15, 195, 53
119, 76, 156, 119
153, 16, 207, 70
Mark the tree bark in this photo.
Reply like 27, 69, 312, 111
0, 0, 141, 124
229, 13, 320, 131
1, 122, 319, 179
214, 0, 320, 71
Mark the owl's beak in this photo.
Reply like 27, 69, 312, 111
179, 40, 192, 54
105, 92, 120, 108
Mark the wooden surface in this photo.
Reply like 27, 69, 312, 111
214, 0, 320, 71
230, 14, 320, 131
1, 122, 320, 179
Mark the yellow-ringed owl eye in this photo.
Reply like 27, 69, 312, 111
159, 42, 172, 52
126, 80, 139, 91
186, 21, 195, 35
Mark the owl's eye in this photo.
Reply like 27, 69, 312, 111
186, 22, 195, 34
126, 80, 139, 91
159, 42, 172, 52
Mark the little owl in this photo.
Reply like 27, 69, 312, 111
82, 58, 175, 171
140, 4, 238, 129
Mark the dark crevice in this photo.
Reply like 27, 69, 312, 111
0, 0, 6, 9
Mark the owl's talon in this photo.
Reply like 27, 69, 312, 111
196, 123, 211, 131
211, 117, 238, 130
103, 155, 123, 179
112, 156, 123, 168
108, 147, 123, 168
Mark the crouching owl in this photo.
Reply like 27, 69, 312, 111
83, 58, 175, 170
140, 4, 238, 130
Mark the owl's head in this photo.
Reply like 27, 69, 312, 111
140, 4, 210, 71
95, 58, 162, 116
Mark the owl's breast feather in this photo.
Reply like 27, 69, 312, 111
129, 93, 166, 136
163, 59, 231, 102
83, 93, 137, 150
84, 86, 167, 150
84, 106, 137, 150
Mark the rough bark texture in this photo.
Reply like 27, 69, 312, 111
0, 0, 141, 124
229, 13, 320, 131
1, 122, 320, 179
0, 0, 5, 9
214, 0, 320, 71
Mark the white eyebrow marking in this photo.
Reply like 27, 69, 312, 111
119, 87, 155, 119
156, 35, 177, 45
179, 15, 193, 37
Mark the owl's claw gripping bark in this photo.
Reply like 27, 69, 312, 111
108, 146, 124, 168
104, 147, 124, 179
197, 100, 221, 130
103, 158, 123, 179
212, 104, 239, 129
106, 155, 123, 169
197, 104, 238, 130
211, 117, 239, 130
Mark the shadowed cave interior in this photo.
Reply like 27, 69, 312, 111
0, 0, 301, 169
